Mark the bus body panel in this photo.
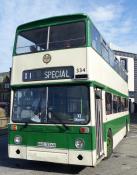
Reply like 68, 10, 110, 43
8, 124, 94, 166
11, 48, 87, 86
8, 144, 94, 165
87, 47, 128, 96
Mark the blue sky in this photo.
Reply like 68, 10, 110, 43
1, 0, 137, 72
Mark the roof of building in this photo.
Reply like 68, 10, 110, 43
113, 50, 137, 58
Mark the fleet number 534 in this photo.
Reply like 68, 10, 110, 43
76, 68, 86, 73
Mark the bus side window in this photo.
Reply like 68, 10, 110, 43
113, 95, 118, 113
124, 98, 128, 111
117, 96, 122, 112
91, 24, 101, 54
101, 39, 109, 63
121, 98, 125, 112
105, 92, 112, 115
109, 49, 115, 68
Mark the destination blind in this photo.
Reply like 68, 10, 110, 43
22, 66, 74, 81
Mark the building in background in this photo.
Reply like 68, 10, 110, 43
113, 50, 136, 113
0, 72, 10, 117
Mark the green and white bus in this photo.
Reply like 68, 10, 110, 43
8, 14, 129, 166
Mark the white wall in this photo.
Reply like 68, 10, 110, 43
116, 55, 134, 102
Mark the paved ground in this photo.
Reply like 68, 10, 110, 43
0, 117, 137, 175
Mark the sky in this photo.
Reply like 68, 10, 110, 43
1, 0, 137, 72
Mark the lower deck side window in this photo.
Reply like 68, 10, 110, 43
105, 92, 112, 115
106, 93, 128, 115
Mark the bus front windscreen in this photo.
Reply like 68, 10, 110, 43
12, 85, 90, 124
16, 21, 85, 54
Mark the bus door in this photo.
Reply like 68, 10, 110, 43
95, 88, 104, 159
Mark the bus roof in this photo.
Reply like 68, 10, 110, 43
16, 13, 89, 32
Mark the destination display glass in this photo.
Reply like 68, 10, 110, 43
22, 66, 74, 81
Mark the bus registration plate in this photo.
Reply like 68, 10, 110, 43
37, 142, 56, 148
22, 66, 74, 81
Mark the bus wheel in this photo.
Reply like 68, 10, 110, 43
107, 130, 113, 158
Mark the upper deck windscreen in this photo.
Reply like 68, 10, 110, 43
16, 21, 86, 55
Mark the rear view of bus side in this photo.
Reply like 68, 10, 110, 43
8, 14, 129, 166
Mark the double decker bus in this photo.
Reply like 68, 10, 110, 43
8, 14, 129, 166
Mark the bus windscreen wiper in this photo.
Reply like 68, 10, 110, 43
47, 109, 69, 130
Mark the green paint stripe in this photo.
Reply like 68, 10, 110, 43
8, 130, 93, 150
11, 80, 128, 98
11, 81, 91, 89
17, 14, 88, 32
91, 81, 128, 98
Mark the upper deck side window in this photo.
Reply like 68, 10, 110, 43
91, 23, 128, 82
91, 25, 109, 63
101, 39, 109, 63
91, 25, 101, 54
15, 21, 86, 55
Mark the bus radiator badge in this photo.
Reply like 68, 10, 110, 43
43, 54, 51, 64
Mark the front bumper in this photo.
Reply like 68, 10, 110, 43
8, 145, 93, 166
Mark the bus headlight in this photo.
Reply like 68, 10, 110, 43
14, 136, 22, 145
75, 139, 84, 149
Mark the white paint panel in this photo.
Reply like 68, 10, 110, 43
128, 58, 134, 91
87, 48, 128, 96
11, 48, 87, 85
10, 90, 14, 123
69, 149, 92, 166
90, 87, 95, 126
27, 147, 68, 164
27, 148, 94, 166
105, 111, 129, 123
92, 149, 97, 166
8, 145, 27, 159
9, 145, 96, 166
